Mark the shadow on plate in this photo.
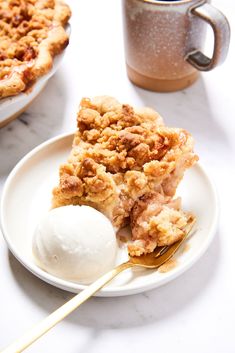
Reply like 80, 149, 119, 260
8, 231, 220, 329
0, 70, 67, 179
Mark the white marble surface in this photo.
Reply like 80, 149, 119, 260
0, 0, 235, 352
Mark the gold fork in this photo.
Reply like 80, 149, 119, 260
1, 217, 195, 353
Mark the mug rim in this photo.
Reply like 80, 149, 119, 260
137, 0, 197, 5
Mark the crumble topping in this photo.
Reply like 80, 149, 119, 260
52, 96, 198, 256
0, 0, 71, 98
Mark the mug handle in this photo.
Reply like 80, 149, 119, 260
186, 2, 230, 71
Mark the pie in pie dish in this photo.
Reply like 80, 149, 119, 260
52, 96, 198, 256
0, 0, 71, 99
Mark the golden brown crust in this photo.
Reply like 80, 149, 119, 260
0, 0, 71, 99
52, 96, 198, 255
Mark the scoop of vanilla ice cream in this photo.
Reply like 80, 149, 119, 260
32, 205, 117, 283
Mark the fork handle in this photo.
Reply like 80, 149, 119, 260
1, 261, 133, 353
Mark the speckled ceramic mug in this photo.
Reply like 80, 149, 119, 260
122, 0, 230, 92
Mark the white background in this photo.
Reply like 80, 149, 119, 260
0, 0, 235, 352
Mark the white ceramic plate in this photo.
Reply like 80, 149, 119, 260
0, 133, 219, 297
0, 25, 70, 128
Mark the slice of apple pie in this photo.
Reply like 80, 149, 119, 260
0, 0, 71, 99
52, 96, 198, 256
